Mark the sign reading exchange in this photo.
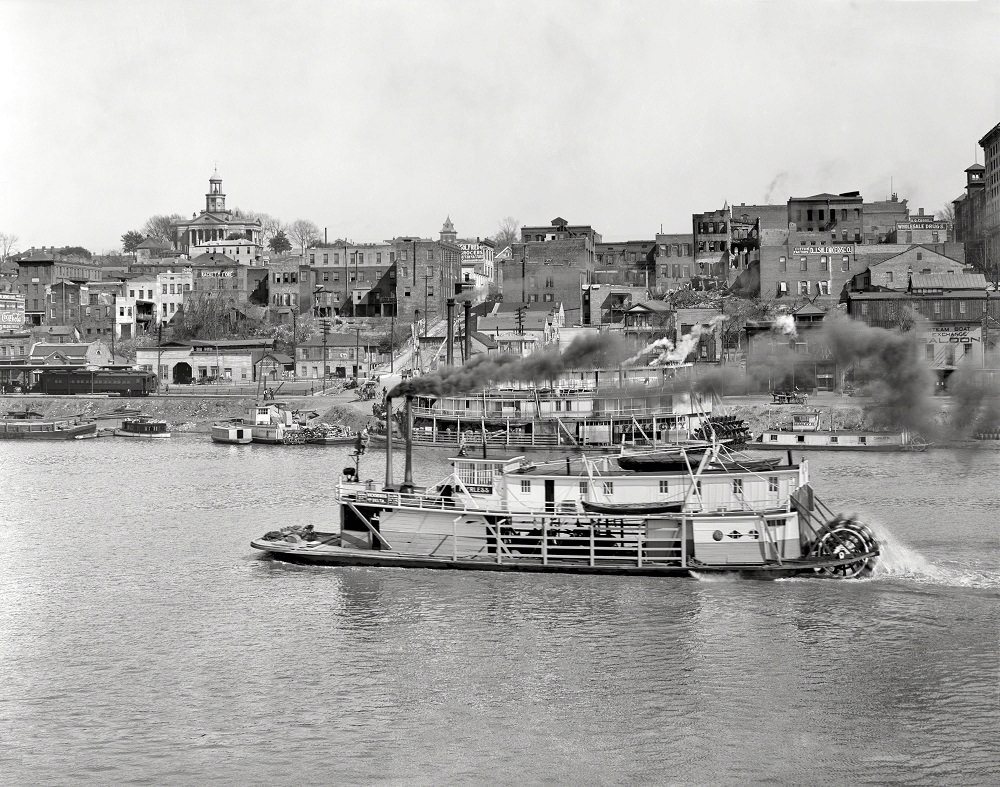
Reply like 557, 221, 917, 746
926, 325, 981, 344
792, 246, 854, 255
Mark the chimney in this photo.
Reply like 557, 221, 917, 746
919, 207, 925, 217
401, 395, 414, 492
463, 300, 472, 361
446, 298, 455, 366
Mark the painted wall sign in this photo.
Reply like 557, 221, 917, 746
896, 222, 950, 231
792, 246, 855, 255
199, 269, 235, 278
924, 325, 982, 344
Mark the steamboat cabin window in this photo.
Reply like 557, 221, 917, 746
602, 481, 614, 495
733, 478, 743, 495
520, 480, 531, 493
768, 476, 778, 492
659, 479, 670, 495
579, 481, 588, 495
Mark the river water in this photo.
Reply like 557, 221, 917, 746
1, 437, 997, 785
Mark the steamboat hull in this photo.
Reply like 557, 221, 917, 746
0, 422, 97, 440
251, 539, 878, 579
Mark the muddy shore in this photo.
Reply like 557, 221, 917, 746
1, 391, 882, 436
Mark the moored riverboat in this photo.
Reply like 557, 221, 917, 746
252, 396, 881, 579
0, 411, 98, 440
211, 422, 253, 444
387, 363, 713, 451
755, 410, 928, 452
113, 416, 171, 439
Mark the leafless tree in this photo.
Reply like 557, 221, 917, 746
491, 216, 520, 251
288, 219, 321, 254
939, 203, 956, 224
141, 214, 184, 243
0, 231, 19, 262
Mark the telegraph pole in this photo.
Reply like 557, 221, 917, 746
355, 327, 361, 382
320, 317, 330, 393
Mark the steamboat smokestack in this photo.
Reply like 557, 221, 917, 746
463, 300, 471, 362
384, 396, 394, 489
446, 298, 455, 366
401, 394, 414, 492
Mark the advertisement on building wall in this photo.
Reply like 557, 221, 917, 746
921, 324, 982, 368
792, 245, 855, 255
0, 293, 26, 327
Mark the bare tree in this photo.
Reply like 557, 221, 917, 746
0, 231, 19, 263
939, 203, 956, 224
142, 214, 184, 243
288, 219, 321, 254
491, 216, 520, 251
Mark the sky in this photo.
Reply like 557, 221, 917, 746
1, 0, 998, 254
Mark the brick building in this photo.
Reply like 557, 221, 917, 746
849, 246, 971, 291
267, 257, 312, 324
296, 333, 386, 379
593, 240, 657, 288
15, 248, 104, 326
861, 197, 909, 244
889, 208, 952, 244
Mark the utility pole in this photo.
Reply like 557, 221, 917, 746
423, 272, 432, 337
389, 298, 396, 373
517, 304, 526, 336
355, 327, 361, 382
320, 317, 330, 393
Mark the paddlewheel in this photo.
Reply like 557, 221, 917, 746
808, 515, 879, 579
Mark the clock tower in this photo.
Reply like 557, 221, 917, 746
206, 170, 227, 214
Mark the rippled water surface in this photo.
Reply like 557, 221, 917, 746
1, 438, 998, 784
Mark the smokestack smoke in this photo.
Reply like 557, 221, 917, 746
389, 333, 628, 399
626, 316, 726, 366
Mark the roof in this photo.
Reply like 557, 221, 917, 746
470, 331, 498, 349
256, 353, 294, 365
792, 302, 826, 317
188, 338, 275, 348
965, 163, 986, 172
793, 192, 860, 201
300, 333, 381, 348
189, 253, 239, 266
625, 300, 672, 313
910, 273, 987, 291
478, 313, 549, 331
30, 343, 90, 359
496, 301, 560, 313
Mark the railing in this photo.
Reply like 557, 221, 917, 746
411, 403, 685, 420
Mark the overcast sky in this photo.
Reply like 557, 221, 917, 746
1, 0, 998, 253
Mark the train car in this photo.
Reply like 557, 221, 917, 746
37, 370, 158, 396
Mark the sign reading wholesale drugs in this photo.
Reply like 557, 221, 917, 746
792, 246, 854, 255
0, 293, 26, 327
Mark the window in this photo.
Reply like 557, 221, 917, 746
933, 302, 941, 315
932, 232, 939, 243
323, 253, 329, 264
778, 281, 788, 294
841, 257, 850, 272
820, 256, 828, 271
916, 252, 923, 261
818, 281, 830, 295
861, 303, 868, 315
964, 343, 973, 356
579, 481, 588, 496
905, 232, 912, 243
544, 276, 554, 288
543, 293, 554, 302
602, 480, 614, 495
426, 250, 433, 261
768, 476, 778, 493
520, 480, 531, 493
886, 271, 894, 284
800, 257, 808, 271
959, 301, 967, 314
779, 256, 787, 272
733, 478, 743, 495
659, 479, 670, 495
799, 281, 810, 295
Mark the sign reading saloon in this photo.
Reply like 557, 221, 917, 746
792, 246, 854, 255
925, 325, 981, 344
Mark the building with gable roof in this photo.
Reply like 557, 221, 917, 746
849, 246, 973, 291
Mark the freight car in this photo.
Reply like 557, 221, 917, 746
36, 370, 158, 396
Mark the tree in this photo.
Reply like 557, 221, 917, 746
121, 230, 144, 259
288, 219, 320, 254
939, 203, 956, 224
491, 216, 520, 251
0, 232, 20, 263
232, 209, 285, 245
269, 230, 292, 255
59, 246, 92, 259
142, 214, 184, 242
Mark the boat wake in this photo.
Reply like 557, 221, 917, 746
863, 522, 1000, 590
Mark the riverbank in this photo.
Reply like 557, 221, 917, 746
1, 391, 883, 436
0, 392, 378, 434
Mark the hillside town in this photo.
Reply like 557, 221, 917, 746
1, 120, 999, 396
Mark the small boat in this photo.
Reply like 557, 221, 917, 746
0, 412, 98, 441
252, 395, 881, 580
211, 423, 253, 444
756, 410, 928, 452
113, 416, 170, 439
